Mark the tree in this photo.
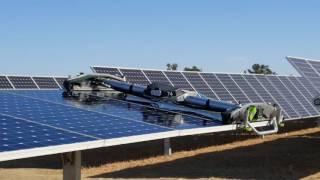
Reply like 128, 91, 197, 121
184, 66, 202, 72
247, 64, 276, 75
166, 63, 178, 71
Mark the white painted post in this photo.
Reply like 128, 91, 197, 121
62, 151, 81, 180
164, 138, 172, 155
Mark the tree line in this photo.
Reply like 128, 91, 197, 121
166, 63, 276, 74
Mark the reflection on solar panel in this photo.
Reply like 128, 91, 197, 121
92, 67, 122, 76
143, 70, 172, 85
8, 76, 38, 89
32, 77, 60, 89
255, 75, 299, 118
163, 71, 194, 90
54, 77, 67, 88
183, 72, 218, 99
120, 69, 150, 85
230, 74, 264, 103
0, 76, 13, 89
215, 74, 251, 104
200, 73, 236, 102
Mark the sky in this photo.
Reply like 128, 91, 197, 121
0, 0, 319, 76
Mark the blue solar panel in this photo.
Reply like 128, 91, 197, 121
54, 77, 67, 89
0, 114, 95, 152
183, 72, 218, 99
215, 74, 251, 104
6, 90, 221, 130
164, 71, 194, 90
200, 73, 236, 102
229, 74, 264, 103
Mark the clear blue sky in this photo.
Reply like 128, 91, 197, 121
0, 0, 319, 76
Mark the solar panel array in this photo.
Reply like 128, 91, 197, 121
0, 76, 65, 90
92, 66, 320, 120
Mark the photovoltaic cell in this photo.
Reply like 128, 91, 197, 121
229, 74, 264, 103
119, 69, 150, 85
183, 72, 218, 99
267, 76, 310, 117
92, 67, 122, 76
33, 77, 60, 89
200, 73, 236, 102
8, 76, 38, 89
54, 77, 67, 88
0, 114, 95, 152
279, 76, 319, 116
0, 76, 13, 89
143, 70, 172, 85
215, 74, 250, 104
255, 75, 299, 118
287, 58, 319, 78
163, 71, 194, 90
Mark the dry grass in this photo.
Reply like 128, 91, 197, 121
0, 120, 320, 180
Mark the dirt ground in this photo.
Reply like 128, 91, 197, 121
0, 119, 320, 180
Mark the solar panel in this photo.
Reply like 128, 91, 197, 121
143, 70, 172, 85
7, 76, 38, 89
0, 76, 13, 89
215, 74, 251, 104
200, 73, 236, 102
296, 77, 320, 97
267, 76, 310, 117
92, 67, 122, 76
54, 77, 67, 88
119, 69, 150, 85
279, 76, 319, 116
0, 114, 95, 152
32, 77, 60, 89
163, 71, 194, 90
229, 74, 264, 103
183, 72, 218, 99
287, 57, 320, 90
255, 75, 299, 118
0, 92, 173, 140
10, 90, 220, 129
